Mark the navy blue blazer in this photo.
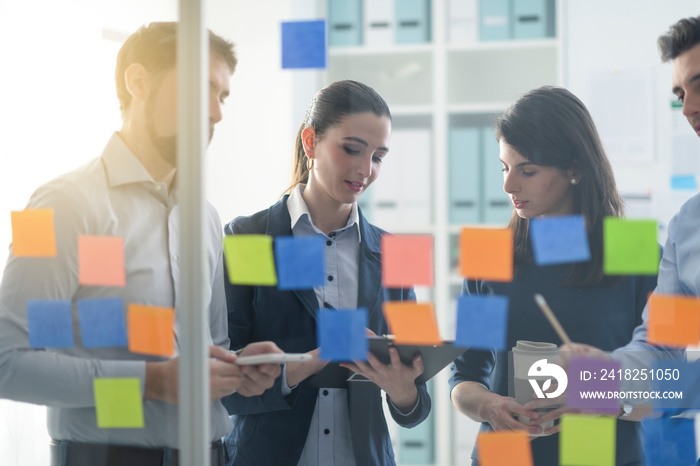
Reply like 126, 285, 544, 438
221, 196, 431, 466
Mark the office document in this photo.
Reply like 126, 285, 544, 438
479, 0, 511, 41
363, 0, 394, 47
448, 0, 478, 44
328, 0, 363, 46
586, 67, 654, 164
395, 0, 431, 44
481, 127, 512, 225
512, 0, 555, 39
370, 128, 432, 230
448, 126, 481, 224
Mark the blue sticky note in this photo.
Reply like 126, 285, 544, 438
530, 215, 591, 266
671, 174, 697, 190
642, 417, 697, 466
318, 308, 368, 361
27, 300, 74, 348
275, 236, 326, 290
282, 20, 327, 69
455, 295, 508, 350
651, 360, 700, 413
77, 298, 127, 348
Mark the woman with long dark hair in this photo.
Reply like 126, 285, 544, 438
450, 86, 657, 466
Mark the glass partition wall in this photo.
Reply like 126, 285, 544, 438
3, 1, 700, 466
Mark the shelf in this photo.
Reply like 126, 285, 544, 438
446, 38, 558, 53
328, 49, 433, 107
447, 45, 558, 106
304, 3, 563, 464
392, 105, 435, 116
447, 103, 509, 114
329, 43, 435, 57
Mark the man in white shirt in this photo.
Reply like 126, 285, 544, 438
0, 22, 281, 466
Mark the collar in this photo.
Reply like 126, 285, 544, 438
101, 132, 159, 188
287, 184, 361, 242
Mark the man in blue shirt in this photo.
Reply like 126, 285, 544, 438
562, 16, 700, 417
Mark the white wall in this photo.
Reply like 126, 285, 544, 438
204, 0, 299, 224
0, 1, 295, 464
564, 0, 700, 235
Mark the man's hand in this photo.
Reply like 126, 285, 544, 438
145, 342, 284, 403
286, 348, 328, 388
557, 343, 611, 371
229, 341, 284, 397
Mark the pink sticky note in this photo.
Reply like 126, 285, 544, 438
381, 235, 434, 287
78, 235, 126, 287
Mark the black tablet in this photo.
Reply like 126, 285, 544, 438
308, 336, 467, 388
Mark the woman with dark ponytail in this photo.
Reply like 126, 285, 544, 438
221, 80, 431, 466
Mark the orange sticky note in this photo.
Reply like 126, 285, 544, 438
381, 235, 434, 287
78, 235, 126, 287
460, 227, 513, 282
128, 304, 175, 357
477, 430, 534, 466
383, 302, 442, 345
647, 294, 700, 347
10, 209, 57, 257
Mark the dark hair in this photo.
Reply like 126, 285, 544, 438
115, 21, 237, 117
495, 86, 623, 286
658, 16, 700, 62
287, 80, 391, 192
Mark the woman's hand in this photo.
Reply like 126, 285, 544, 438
522, 386, 580, 436
478, 392, 545, 435
340, 346, 424, 412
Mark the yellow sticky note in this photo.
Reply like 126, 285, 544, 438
381, 235, 434, 288
78, 235, 126, 287
559, 414, 616, 466
647, 294, 700, 347
460, 227, 513, 282
603, 217, 659, 275
94, 378, 144, 428
10, 209, 57, 257
477, 430, 533, 466
223, 235, 277, 286
128, 304, 175, 357
383, 302, 442, 345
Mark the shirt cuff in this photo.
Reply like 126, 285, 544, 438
389, 395, 419, 417
280, 363, 298, 396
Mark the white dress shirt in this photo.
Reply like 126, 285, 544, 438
0, 132, 232, 447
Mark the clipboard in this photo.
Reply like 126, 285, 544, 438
308, 336, 467, 388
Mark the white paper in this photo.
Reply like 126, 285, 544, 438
586, 67, 655, 164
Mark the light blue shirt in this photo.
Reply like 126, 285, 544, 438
284, 184, 359, 466
612, 194, 692, 395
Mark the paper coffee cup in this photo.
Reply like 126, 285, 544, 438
512, 340, 560, 436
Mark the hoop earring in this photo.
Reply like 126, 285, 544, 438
307, 158, 314, 171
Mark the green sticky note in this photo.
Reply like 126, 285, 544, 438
94, 378, 144, 428
603, 218, 658, 275
223, 235, 277, 286
559, 414, 616, 466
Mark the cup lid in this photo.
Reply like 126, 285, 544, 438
513, 340, 558, 351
